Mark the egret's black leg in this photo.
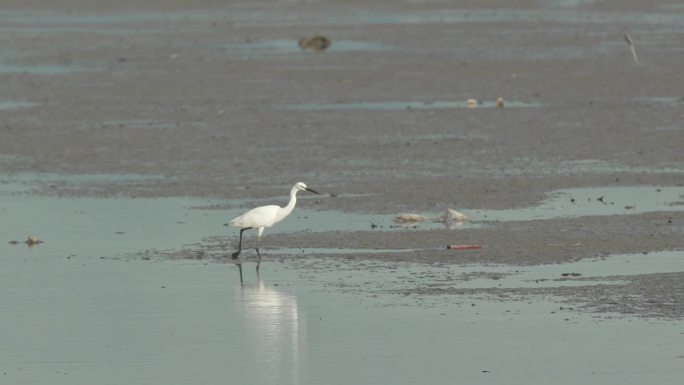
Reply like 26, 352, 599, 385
232, 227, 252, 259
236, 261, 244, 285
256, 261, 260, 277
255, 235, 262, 261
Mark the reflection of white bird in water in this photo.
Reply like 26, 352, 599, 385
227, 182, 319, 260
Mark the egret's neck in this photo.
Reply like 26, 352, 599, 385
277, 186, 299, 221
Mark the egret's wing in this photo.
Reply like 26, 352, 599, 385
229, 205, 280, 228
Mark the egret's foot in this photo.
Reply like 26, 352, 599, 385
232, 250, 241, 259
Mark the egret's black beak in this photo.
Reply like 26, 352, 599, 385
305, 187, 320, 194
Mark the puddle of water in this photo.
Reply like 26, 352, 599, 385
553, 159, 684, 175
0, 26, 141, 35
0, 174, 205, 257
290, 186, 684, 230
651, 126, 684, 132
0, 173, 166, 195
0, 175, 449, 259
473, 186, 684, 222
0, 194, 225, 257
222, 8, 684, 31
221, 39, 389, 57
0, 101, 38, 110
281, 100, 541, 111
0, 11, 213, 25
635, 96, 684, 107
3, 8, 683, 33
99, 119, 173, 129
351, 9, 684, 28
0, 63, 88, 74
431, 158, 684, 179
413, 132, 490, 141
3, 177, 683, 258
281, 96, 684, 112
2, 172, 164, 184
547, 0, 597, 7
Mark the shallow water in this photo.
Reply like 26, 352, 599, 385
3, 177, 683, 258
1, 175, 683, 384
297, 185, 684, 230
282, 100, 541, 111
474, 186, 684, 222
0, 63, 87, 74
1, 254, 682, 385
0, 101, 38, 110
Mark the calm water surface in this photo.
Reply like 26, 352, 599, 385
1, 176, 682, 384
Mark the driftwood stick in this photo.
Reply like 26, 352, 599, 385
624, 33, 640, 64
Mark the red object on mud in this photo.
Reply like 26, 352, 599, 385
447, 244, 482, 250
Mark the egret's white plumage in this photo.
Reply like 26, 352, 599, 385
229, 182, 319, 259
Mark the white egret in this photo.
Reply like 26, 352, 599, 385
227, 182, 319, 260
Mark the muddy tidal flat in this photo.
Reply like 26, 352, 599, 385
1, 1, 684, 384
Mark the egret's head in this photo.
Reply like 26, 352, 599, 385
295, 182, 320, 194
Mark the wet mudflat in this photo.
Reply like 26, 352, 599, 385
1, 0, 684, 383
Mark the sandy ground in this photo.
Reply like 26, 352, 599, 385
1, 0, 683, 317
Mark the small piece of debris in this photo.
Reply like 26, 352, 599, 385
561, 272, 582, 277
298, 35, 332, 51
623, 33, 640, 64
8, 240, 19, 245
25, 236, 43, 246
496, 97, 505, 108
394, 213, 429, 224
447, 244, 482, 250
466, 98, 478, 108
438, 208, 469, 223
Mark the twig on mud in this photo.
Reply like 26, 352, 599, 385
623, 33, 640, 64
